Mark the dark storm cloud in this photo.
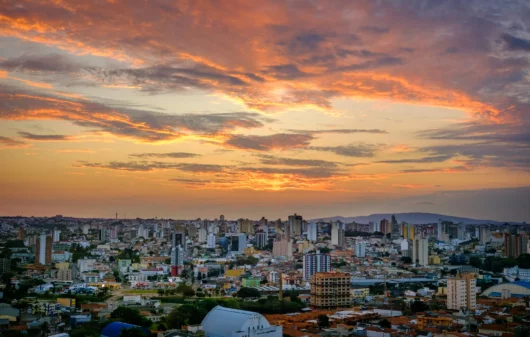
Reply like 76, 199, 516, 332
129, 152, 200, 159
0, 53, 81, 73
223, 133, 314, 151
310, 143, 382, 157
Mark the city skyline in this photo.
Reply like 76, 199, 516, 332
1, 1, 530, 220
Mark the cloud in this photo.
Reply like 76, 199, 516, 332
310, 143, 382, 157
0, 85, 270, 143
377, 155, 453, 164
502, 33, 530, 51
223, 133, 313, 151
287, 128, 387, 135
129, 152, 200, 159
0, 53, 81, 74
256, 154, 339, 168
0, 136, 26, 147
77, 161, 226, 173
18, 131, 74, 141
401, 166, 471, 174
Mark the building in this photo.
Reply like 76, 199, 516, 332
482, 281, 530, 298
412, 238, 429, 266
57, 268, 73, 281
380, 219, 390, 235
17, 228, 25, 240
504, 266, 530, 282
202, 306, 282, 337
0, 258, 10, 274
479, 227, 490, 245
331, 224, 345, 247
402, 223, 415, 240
101, 322, 150, 337
241, 276, 262, 288
310, 272, 351, 308
391, 215, 400, 239
417, 315, 452, 330
504, 233, 528, 258
207, 233, 216, 249
171, 245, 184, 276
238, 218, 253, 234
307, 222, 317, 242
198, 228, 208, 243
255, 231, 268, 249
447, 273, 477, 310
355, 242, 366, 258
228, 233, 246, 253
98, 229, 107, 242
35, 233, 52, 265
272, 240, 292, 258
288, 214, 303, 237
52, 229, 61, 242
303, 251, 331, 280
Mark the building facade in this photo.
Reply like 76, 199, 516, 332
310, 272, 351, 308
447, 273, 477, 310
412, 238, 429, 266
303, 251, 331, 280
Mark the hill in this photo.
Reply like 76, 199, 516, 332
310, 212, 510, 225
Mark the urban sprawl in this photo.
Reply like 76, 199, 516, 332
0, 214, 529, 337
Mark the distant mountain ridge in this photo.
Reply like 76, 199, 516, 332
310, 212, 514, 225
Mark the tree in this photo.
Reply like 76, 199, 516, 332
469, 256, 482, 268
319, 247, 331, 254
119, 327, 148, 337
400, 256, 412, 264
317, 314, 330, 328
237, 287, 261, 298
110, 307, 151, 327
379, 319, 391, 328
410, 300, 428, 313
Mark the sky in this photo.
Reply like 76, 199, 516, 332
1, 0, 529, 221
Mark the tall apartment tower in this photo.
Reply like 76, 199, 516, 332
447, 273, 477, 310
504, 233, 528, 258
412, 238, 429, 266
310, 272, 351, 308
391, 215, 400, 240
331, 223, 345, 247
303, 251, 330, 280
355, 242, 366, 258
35, 233, 52, 265
255, 231, 268, 249
18, 228, 25, 240
170, 245, 184, 276
479, 227, 490, 245
380, 219, 390, 235
307, 222, 317, 242
289, 214, 303, 237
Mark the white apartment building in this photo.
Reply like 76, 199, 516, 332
447, 274, 477, 310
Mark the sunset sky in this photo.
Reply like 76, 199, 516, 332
1, 1, 529, 221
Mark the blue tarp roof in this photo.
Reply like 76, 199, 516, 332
101, 322, 150, 337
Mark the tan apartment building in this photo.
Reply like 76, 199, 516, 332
310, 271, 351, 308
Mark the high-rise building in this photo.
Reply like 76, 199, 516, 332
35, 233, 52, 265
98, 229, 107, 242
307, 222, 317, 242
0, 258, 10, 274
447, 273, 477, 310
171, 245, 184, 276
355, 242, 366, 258
238, 219, 253, 234
331, 224, 345, 247
110, 226, 118, 240
310, 272, 351, 308
380, 219, 390, 235
172, 232, 186, 248
457, 223, 467, 240
207, 233, 216, 249
303, 251, 330, 280
17, 228, 25, 240
505, 234, 528, 258
272, 240, 292, 258
198, 228, 207, 243
255, 231, 268, 249
228, 233, 246, 253
402, 223, 415, 240
289, 214, 303, 237
82, 224, 90, 235
412, 238, 429, 266
391, 215, 400, 240
479, 227, 490, 245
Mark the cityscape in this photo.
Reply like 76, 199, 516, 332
1, 1, 530, 337
1, 214, 530, 337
